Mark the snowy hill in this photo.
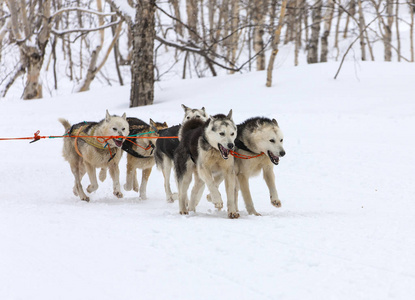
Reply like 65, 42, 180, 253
1, 61, 415, 299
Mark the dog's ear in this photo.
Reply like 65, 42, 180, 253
122, 113, 127, 120
272, 118, 279, 126
163, 122, 168, 127
106, 110, 111, 122
181, 104, 190, 112
227, 109, 233, 121
149, 118, 158, 133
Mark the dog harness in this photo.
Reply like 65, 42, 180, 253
68, 125, 117, 161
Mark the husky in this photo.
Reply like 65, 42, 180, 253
233, 117, 285, 215
58, 110, 129, 202
120, 118, 168, 200
174, 110, 239, 218
154, 104, 208, 202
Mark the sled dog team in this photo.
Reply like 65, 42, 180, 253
59, 105, 285, 218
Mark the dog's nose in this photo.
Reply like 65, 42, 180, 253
228, 143, 234, 150
279, 150, 286, 157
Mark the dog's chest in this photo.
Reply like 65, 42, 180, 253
236, 153, 269, 175
200, 148, 232, 171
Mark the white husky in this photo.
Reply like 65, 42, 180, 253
233, 117, 285, 215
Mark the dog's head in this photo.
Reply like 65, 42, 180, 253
181, 104, 209, 123
149, 119, 168, 135
103, 110, 129, 148
247, 118, 285, 165
204, 110, 237, 160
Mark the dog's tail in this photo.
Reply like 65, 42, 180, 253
58, 118, 71, 131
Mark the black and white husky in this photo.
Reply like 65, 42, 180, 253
154, 104, 208, 202
174, 110, 239, 218
234, 117, 285, 215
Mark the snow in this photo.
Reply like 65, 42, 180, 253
1, 61, 415, 300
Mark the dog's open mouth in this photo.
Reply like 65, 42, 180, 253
218, 143, 230, 159
113, 138, 124, 148
268, 151, 280, 165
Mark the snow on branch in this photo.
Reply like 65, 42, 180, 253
51, 7, 117, 18
51, 20, 121, 36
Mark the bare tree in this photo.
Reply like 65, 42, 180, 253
307, 0, 322, 64
320, 0, 334, 62
130, 0, 155, 107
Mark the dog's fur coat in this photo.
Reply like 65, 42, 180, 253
59, 110, 129, 201
174, 110, 239, 218
234, 117, 285, 215
154, 104, 208, 202
121, 118, 168, 199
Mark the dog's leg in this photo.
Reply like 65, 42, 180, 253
70, 162, 89, 201
162, 158, 177, 202
263, 166, 281, 208
99, 168, 107, 182
132, 168, 139, 193
224, 169, 239, 219
189, 172, 205, 212
238, 173, 260, 215
124, 156, 135, 192
206, 174, 223, 204
177, 171, 192, 215
139, 167, 152, 200
109, 163, 123, 198
198, 166, 223, 211
84, 161, 99, 194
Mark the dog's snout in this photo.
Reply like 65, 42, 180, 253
279, 150, 286, 157
228, 143, 234, 150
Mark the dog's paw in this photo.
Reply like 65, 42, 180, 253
133, 186, 139, 193
139, 194, 147, 200
271, 199, 282, 208
114, 191, 123, 198
180, 210, 189, 215
228, 211, 240, 219
80, 196, 90, 202
87, 184, 98, 193
123, 183, 132, 192
214, 201, 224, 210
248, 209, 261, 216
73, 187, 79, 196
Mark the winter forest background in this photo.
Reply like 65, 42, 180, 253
1, 0, 413, 104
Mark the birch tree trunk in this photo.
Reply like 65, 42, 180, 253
130, 0, 155, 107
384, 0, 393, 61
307, 0, 322, 64
252, 0, 267, 71
266, 0, 288, 87
410, 1, 415, 62
186, 0, 199, 42
320, 0, 334, 62
229, 0, 240, 73
357, 0, 367, 61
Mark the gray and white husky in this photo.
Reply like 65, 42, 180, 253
174, 110, 239, 218
233, 117, 285, 215
154, 104, 208, 202
59, 110, 129, 202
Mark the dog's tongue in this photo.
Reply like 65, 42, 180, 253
114, 138, 123, 147
268, 151, 279, 165
219, 144, 229, 159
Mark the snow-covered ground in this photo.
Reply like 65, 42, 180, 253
1, 61, 414, 299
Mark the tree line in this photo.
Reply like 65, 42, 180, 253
0, 0, 413, 106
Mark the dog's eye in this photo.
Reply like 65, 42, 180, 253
231, 132, 235, 136
122, 128, 126, 131
219, 132, 225, 136
187, 116, 190, 119
196, 115, 200, 118
280, 139, 283, 142
113, 127, 117, 131
270, 139, 275, 143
